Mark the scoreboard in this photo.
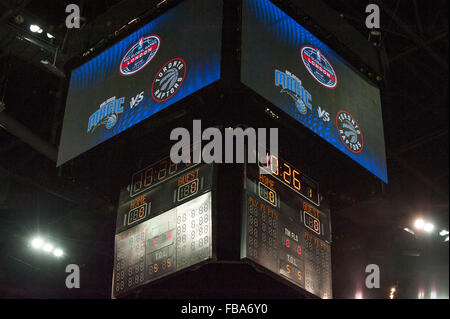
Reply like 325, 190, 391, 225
241, 154, 332, 299
113, 156, 215, 298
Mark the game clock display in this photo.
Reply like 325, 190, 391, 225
241, 157, 332, 299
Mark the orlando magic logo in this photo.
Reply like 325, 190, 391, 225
152, 58, 186, 102
301, 46, 337, 89
275, 69, 312, 115
120, 35, 160, 76
87, 96, 125, 133
336, 110, 364, 153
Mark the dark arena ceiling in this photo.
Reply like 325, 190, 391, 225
0, 0, 448, 299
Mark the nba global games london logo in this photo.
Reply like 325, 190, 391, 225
301, 46, 337, 89
120, 35, 160, 76
336, 110, 364, 153
152, 58, 186, 102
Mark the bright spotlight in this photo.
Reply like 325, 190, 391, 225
53, 248, 63, 257
42, 243, 54, 253
31, 237, 44, 250
424, 223, 435, 233
30, 24, 43, 33
445, 236, 449, 242
46, 33, 55, 39
439, 230, 449, 236
414, 219, 425, 230
355, 291, 363, 299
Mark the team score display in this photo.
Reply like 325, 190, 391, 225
258, 182, 277, 207
128, 203, 148, 225
261, 153, 319, 205
130, 157, 198, 197
178, 178, 199, 202
304, 211, 321, 235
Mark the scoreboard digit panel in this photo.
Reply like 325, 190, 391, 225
113, 192, 212, 297
241, 160, 332, 299
116, 163, 213, 234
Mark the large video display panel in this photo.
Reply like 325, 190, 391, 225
241, 0, 388, 183
58, 0, 222, 166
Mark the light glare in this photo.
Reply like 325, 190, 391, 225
43, 243, 54, 253
31, 237, 44, 249
30, 24, 43, 33
439, 230, 449, 236
53, 248, 63, 257
414, 219, 425, 230
424, 223, 434, 233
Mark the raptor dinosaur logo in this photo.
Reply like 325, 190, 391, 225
151, 58, 187, 102
336, 110, 364, 153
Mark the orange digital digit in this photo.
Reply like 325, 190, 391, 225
153, 264, 158, 273
286, 264, 291, 274
270, 155, 279, 176
314, 220, 320, 232
297, 245, 302, 255
167, 257, 172, 268
297, 271, 303, 281
269, 190, 275, 204
293, 170, 301, 191
191, 180, 197, 194
283, 163, 291, 184
138, 206, 145, 218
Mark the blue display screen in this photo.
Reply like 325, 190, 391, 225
241, 0, 388, 183
57, 0, 222, 166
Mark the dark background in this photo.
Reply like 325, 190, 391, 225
0, 0, 448, 299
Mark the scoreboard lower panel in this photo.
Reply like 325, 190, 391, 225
113, 192, 212, 297
241, 159, 332, 299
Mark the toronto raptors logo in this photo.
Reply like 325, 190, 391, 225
336, 110, 364, 153
152, 58, 186, 102
120, 35, 160, 76
301, 46, 337, 89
